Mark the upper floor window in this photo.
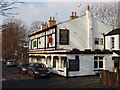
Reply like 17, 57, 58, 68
33, 40, 37, 47
111, 37, 114, 49
94, 38, 103, 45
47, 35, 53, 48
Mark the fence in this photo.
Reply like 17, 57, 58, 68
100, 70, 120, 88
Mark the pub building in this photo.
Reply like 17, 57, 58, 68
28, 6, 114, 77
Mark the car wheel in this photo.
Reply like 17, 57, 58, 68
20, 71, 23, 74
28, 71, 31, 76
17, 70, 20, 73
33, 74, 37, 79
46, 74, 50, 79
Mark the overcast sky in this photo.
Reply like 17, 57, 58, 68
1, 0, 119, 28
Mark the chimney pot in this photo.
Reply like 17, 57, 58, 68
70, 12, 78, 20
87, 5, 90, 10
48, 16, 56, 27
50, 17, 55, 21
72, 12, 76, 16
41, 21, 47, 30
42, 21, 45, 25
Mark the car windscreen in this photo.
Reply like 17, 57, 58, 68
21, 63, 29, 67
8, 60, 14, 62
34, 64, 46, 69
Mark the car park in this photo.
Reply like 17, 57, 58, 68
28, 63, 50, 79
6, 60, 16, 67
17, 63, 29, 74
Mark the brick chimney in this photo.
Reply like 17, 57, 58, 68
70, 12, 78, 20
41, 21, 47, 30
48, 17, 56, 27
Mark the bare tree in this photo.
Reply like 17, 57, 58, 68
2, 18, 27, 59
0, 0, 24, 17
91, 2, 119, 28
30, 20, 41, 33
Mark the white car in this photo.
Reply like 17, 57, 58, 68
6, 60, 16, 67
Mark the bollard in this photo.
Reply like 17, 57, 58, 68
100, 70, 109, 85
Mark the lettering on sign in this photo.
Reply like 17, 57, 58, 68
59, 29, 69, 45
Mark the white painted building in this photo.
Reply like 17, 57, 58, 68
105, 28, 120, 72
28, 6, 114, 77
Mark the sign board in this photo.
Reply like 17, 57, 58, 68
59, 29, 69, 45
69, 59, 79, 71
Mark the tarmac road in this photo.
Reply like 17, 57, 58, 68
2, 63, 116, 89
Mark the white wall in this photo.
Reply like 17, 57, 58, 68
104, 55, 113, 71
57, 13, 112, 51
57, 16, 88, 50
68, 54, 113, 77
105, 35, 120, 50
92, 18, 112, 50
68, 54, 95, 77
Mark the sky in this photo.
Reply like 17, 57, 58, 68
1, 0, 119, 28
2, 2, 87, 27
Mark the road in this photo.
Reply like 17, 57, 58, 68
2, 63, 116, 89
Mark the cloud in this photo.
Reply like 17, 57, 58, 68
14, 2, 87, 27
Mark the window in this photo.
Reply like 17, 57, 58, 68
94, 61, 98, 68
47, 35, 53, 48
111, 37, 114, 49
99, 61, 103, 68
33, 40, 37, 47
61, 57, 67, 68
114, 63, 118, 67
95, 38, 99, 44
53, 56, 58, 68
94, 38, 103, 45
47, 56, 51, 66
94, 56, 104, 69
99, 38, 103, 45
69, 55, 79, 71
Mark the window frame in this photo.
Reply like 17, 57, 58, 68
94, 56, 104, 69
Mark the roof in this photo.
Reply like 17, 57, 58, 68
105, 28, 120, 36
29, 14, 86, 37
113, 50, 120, 55
29, 49, 113, 55
29, 25, 56, 37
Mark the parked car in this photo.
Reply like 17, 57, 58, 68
3, 59, 9, 64
1, 58, 4, 62
6, 60, 16, 67
17, 63, 29, 74
28, 63, 50, 79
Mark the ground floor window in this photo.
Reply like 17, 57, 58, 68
59, 57, 67, 69
94, 56, 103, 69
53, 56, 58, 68
37, 57, 42, 63
47, 56, 51, 66
69, 55, 79, 71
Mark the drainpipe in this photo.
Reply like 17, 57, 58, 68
66, 60, 69, 78
101, 33, 105, 51
103, 33, 105, 51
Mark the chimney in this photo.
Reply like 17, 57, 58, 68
87, 5, 90, 11
41, 21, 47, 30
48, 17, 56, 27
70, 12, 78, 20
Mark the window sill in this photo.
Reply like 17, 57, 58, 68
58, 70, 64, 72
